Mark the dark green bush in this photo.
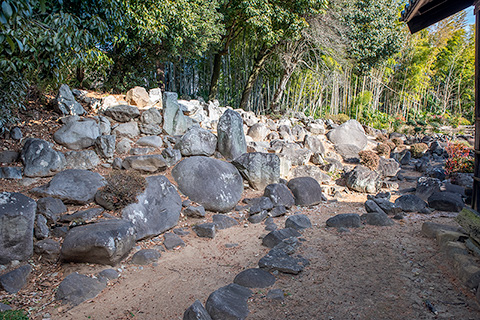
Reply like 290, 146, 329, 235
0, 310, 29, 320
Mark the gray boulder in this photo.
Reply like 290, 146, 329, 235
140, 107, 162, 125
0, 192, 36, 264
122, 175, 182, 240
213, 214, 239, 230
56, 272, 106, 306
288, 165, 331, 185
205, 283, 252, 320
233, 268, 275, 288
428, 191, 464, 212
327, 119, 367, 149
137, 136, 163, 148
232, 152, 280, 191
34, 239, 61, 262
264, 183, 295, 208
65, 150, 100, 170
53, 118, 101, 150
217, 109, 247, 160
172, 156, 243, 212
287, 177, 323, 206
31, 169, 106, 204
163, 232, 185, 250
361, 212, 394, 226
61, 219, 136, 265
36, 199, 65, 225
59, 207, 104, 224
103, 105, 140, 122
163, 92, 193, 135
139, 123, 162, 135
54, 84, 85, 116
122, 154, 168, 172
345, 165, 382, 194
304, 135, 325, 154
258, 249, 306, 274
247, 123, 269, 141
176, 125, 217, 157
162, 148, 182, 166
326, 213, 361, 228
335, 144, 361, 163
184, 300, 212, 320
394, 194, 427, 212
112, 121, 140, 139
377, 157, 401, 177
280, 145, 312, 166
184, 206, 206, 218
262, 228, 301, 248
95, 135, 116, 159
21, 138, 66, 177
0, 265, 32, 293
416, 177, 442, 201
116, 137, 133, 154
364, 199, 386, 214
34, 214, 49, 239
0, 167, 22, 179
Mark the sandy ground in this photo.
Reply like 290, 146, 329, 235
39, 190, 480, 320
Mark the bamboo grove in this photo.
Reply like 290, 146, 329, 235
0, 0, 475, 133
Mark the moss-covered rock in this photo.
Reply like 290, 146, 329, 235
456, 207, 480, 243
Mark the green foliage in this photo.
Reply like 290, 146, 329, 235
344, 0, 404, 74
0, 310, 29, 320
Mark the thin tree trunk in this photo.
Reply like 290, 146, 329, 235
270, 63, 297, 113
239, 47, 272, 110
208, 53, 223, 101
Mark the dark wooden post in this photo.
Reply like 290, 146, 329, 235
474, 1, 480, 210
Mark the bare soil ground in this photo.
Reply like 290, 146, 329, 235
1, 100, 480, 320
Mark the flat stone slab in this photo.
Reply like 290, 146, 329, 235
233, 268, 276, 288
258, 249, 306, 274
131, 249, 160, 265
56, 272, 106, 306
326, 213, 361, 228
31, 169, 106, 204
205, 283, 252, 320
0, 265, 32, 293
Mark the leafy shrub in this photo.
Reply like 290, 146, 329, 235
391, 137, 403, 147
445, 142, 474, 174
410, 143, 428, 158
358, 150, 379, 170
97, 171, 147, 210
0, 310, 29, 320
376, 143, 391, 157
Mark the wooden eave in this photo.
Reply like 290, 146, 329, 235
401, 0, 474, 33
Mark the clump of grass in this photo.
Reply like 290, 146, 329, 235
358, 150, 380, 170
0, 310, 29, 320
391, 137, 404, 147
376, 143, 391, 157
410, 143, 429, 158
97, 171, 146, 210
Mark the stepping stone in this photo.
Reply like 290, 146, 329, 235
205, 283, 252, 320
131, 249, 160, 265
212, 214, 238, 230
194, 223, 216, 238
258, 249, 306, 274
262, 228, 301, 248
233, 268, 276, 288
285, 214, 312, 230
361, 212, 394, 226
56, 272, 106, 306
98, 269, 119, 281
325, 214, 361, 228
184, 300, 212, 320
184, 206, 206, 218
267, 289, 284, 301
394, 194, 427, 212
263, 183, 295, 208
163, 232, 185, 250
287, 177, 323, 206
428, 191, 464, 212
269, 206, 287, 218
248, 210, 268, 224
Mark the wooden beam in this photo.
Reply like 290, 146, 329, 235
473, 0, 480, 211
407, 0, 473, 33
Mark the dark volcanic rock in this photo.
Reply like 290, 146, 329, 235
394, 194, 427, 212
205, 283, 252, 320
262, 228, 301, 248
345, 165, 381, 194
361, 212, 394, 226
325, 213, 361, 228
184, 300, 212, 320
21, 138, 66, 177
56, 272, 106, 306
216, 109, 247, 160
258, 249, 306, 274
194, 223, 216, 238
0, 265, 32, 293
232, 152, 280, 191
263, 183, 295, 208
233, 268, 276, 288
287, 177, 323, 206
285, 214, 312, 230
131, 249, 160, 265
428, 191, 464, 212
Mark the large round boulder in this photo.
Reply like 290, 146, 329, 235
53, 118, 101, 150
172, 156, 243, 212
327, 119, 367, 150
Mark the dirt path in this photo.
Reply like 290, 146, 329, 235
45, 194, 480, 320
